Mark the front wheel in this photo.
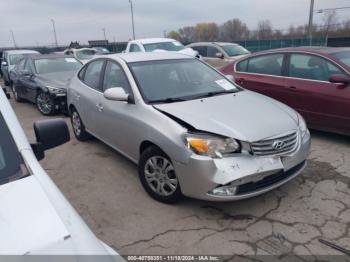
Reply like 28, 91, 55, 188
138, 146, 183, 203
36, 92, 56, 115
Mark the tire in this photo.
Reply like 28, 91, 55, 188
12, 84, 24, 102
70, 107, 91, 141
36, 91, 56, 115
138, 146, 183, 203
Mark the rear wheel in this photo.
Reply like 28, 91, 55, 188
70, 107, 91, 141
36, 92, 56, 115
138, 146, 183, 203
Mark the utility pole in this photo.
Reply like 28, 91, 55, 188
102, 28, 107, 41
10, 30, 17, 48
308, 0, 315, 46
51, 19, 58, 47
129, 0, 136, 40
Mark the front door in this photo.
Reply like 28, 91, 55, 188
285, 53, 350, 133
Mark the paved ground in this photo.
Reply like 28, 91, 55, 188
3, 82, 350, 259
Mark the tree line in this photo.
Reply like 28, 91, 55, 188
167, 11, 350, 44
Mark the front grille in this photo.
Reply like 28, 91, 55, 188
236, 161, 306, 195
251, 131, 298, 156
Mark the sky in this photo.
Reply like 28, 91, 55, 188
1, 0, 350, 47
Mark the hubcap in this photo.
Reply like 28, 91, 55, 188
72, 112, 81, 136
144, 156, 178, 196
37, 93, 53, 114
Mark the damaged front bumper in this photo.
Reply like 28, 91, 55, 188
174, 131, 311, 201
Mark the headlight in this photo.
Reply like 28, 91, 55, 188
297, 113, 308, 137
185, 133, 240, 158
46, 86, 66, 94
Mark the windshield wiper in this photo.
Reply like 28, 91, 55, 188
191, 90, 237, 99
150, 97, 187, 104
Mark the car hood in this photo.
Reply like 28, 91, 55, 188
154, 90, 299, 142
0, 176, 70, 254
37, 71, 76, 89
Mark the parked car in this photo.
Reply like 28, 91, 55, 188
220, 47, 350, 136
1, 50, 39, 86
125, 38, 200, 58
0, 88, 120, 257
187, 42, 250, 68
64, 48, 97, 64
93, 47, 111, 54
11, 54, 82, 115
67, 52, 310, 203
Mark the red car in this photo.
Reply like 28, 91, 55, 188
220, 47, 350, 136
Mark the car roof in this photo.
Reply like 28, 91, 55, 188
189, 42, 239, 45
26, 54, 76, 60
5, 50, 39, 55
131, 38, 178, 45
251, 46, 350, 56
104, 52, 193, 63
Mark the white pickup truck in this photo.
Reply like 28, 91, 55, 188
125, 38, 200, 58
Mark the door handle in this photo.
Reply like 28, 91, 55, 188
96, 103, 104, 112
74, 93, 80, 100
288, 86, 297, 90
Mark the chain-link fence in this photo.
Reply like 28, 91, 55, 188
236, 37, 327, 52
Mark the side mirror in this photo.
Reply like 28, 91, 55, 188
104, 87, 133, 103
329, 74, 350, 89
216, 52, 224, 59
225, 75, 235, 82
31, 119, 70, 161
1, 61, 8, 67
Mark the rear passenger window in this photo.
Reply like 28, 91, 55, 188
83, 60, 104, 90
103, 62, 131, 93
236, 59, 248, 72
289, 54, 345, 81
247, 54, 284, 76
191, 46, 207, 57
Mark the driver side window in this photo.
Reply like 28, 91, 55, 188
130, 44, 141, 52
103, 61, 131, 93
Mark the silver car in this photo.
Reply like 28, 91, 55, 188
67, 53, 311, 203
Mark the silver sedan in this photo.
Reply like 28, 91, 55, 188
67, 53, 311, 203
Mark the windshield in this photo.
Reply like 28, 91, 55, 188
0, 113, 27, 185
220, 44, 250, 57
143, 41, 185, 52
129, 59, 239, 103
76, 49, 96, 60
333, 51, 350, 67
9, 54, 25, 65
34, 58, 82, 74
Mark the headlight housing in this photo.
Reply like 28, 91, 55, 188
46, 86, 66, 95
185, 133, 240, 158
297, 113, 308, 137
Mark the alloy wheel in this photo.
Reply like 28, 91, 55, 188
37, 93, 53, 115
72, 111, 82, 136
144, 156, 178, 196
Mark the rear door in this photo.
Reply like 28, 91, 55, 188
74, 59, 106, 135
234, 53, 293, 106
285, 53, 350, 133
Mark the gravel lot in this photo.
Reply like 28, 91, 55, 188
3, 81, 350, 259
